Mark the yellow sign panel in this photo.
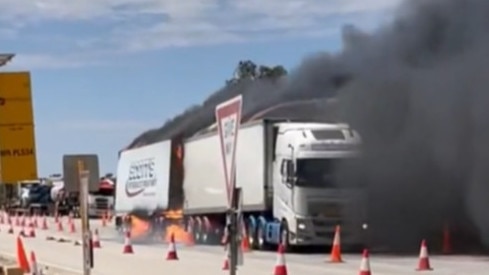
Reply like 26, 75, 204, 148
0, 72, 31, 99
0, 98, 34, 125
0, 125, 38, 182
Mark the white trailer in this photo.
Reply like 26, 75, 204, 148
182, 119, 367, 251
115, 140, 172, 214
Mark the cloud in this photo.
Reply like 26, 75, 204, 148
0, 0, 402, 68
56, 119, 161, 132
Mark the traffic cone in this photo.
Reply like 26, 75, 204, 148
15, 214, 19, 226
19, 224, 26, 237
8, 223, 14, 234
92, 229, 101, 248
222, 246, 230, 270
241, 233, 251, 252
28, 224, 36, 238
41, 216, 48, 230
57, 221, 63, 232
69, 221, 76, 233
16, 237, 30, 273
416, 239, 433, 271
0, 213, 4, 224
122, 230, 134, 254
329, 225, 343, 263
358, 249, 372, 275
442, 224, 452, 254
54, 214, 59, 223
30, 251, 39, 275
102, 213, 107, 227
166, 233, 179, 260
273, 244, 287, 275
33, 215, 38, 228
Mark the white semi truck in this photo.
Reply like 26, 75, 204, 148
115, 119, 366, 250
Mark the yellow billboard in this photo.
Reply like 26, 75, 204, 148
0, 72, 31, 99
0, 125, 38, 182
0, 72, 33, 126
0, 98, 34, 125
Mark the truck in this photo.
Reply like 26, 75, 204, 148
115, 119, 366, 251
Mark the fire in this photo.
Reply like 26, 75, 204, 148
127, 208, 192, 245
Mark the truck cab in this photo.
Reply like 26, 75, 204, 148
272, 122, 366, 249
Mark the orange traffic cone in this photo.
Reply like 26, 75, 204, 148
166, 233, 179, 260
358, 249, 372, 275
102, 213, 107, 227
416, 239, 433, 271
273, 244, 288, 275
69, 221, 76, 233
15, 214, 20, 226
442, 225, 452, 254
28, 224, 36, 238
16, 237, 30, 273
122, 230, 134, 254
241, 233, 251, 252
329, 225, 343, 263
54, 214, 59, 223
92, 229, 101, 248
222, 245, 230, 270
57, 221, 63, 232
30, 251, 39, 275
33, 215, 38, 228
41, 216, 48, 230
8, 223, 14, 234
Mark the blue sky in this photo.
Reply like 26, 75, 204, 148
0, 0, 400, 176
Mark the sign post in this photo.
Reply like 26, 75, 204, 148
78, 161, 93, 275
216, 95, 243, 275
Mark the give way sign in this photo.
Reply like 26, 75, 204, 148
215, 95, 243, 207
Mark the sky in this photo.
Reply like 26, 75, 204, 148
0, 0, 401, 176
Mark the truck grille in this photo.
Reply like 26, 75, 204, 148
308, 202, 341, 219
94, 198, 109, 209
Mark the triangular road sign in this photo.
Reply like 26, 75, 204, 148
215, 95, 243, 206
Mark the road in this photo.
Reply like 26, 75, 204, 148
0, 215, 487, 274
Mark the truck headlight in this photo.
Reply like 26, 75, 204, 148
298, 223, 306, 230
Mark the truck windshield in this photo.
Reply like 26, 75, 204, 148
295, 158, 360, 188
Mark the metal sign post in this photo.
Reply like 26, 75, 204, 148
216, 95, 243, 275
78, 160, 93, 275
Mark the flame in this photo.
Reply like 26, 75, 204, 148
165, 209, 183, 219
164, 224, 190, 243
130, 216, 151, 238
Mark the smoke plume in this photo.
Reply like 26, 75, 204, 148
128, 0, 489, 251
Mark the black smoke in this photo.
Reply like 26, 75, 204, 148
127, 0, 489, 252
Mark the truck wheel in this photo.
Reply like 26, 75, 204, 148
257, 226, 268, 250
280, 222, 291, 252
247, 224, 257, 249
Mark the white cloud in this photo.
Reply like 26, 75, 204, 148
56, 119, 160, 132
0, 0, 402, 68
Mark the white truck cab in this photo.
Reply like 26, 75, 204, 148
272, 122, 366, 247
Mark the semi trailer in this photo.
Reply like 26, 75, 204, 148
115, 119, 367, 250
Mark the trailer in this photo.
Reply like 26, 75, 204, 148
182, 119, 367, 251
116, 119, 367, 250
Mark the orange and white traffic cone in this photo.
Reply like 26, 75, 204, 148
358, 249, 372, 275
166, 233, 179, 260
8, 222, 14, 234
241, 233, 251, 253
102, 213, 107, 227
30, 251, 40, 275
122, 230, 134, 254
442, 224, 452, 255
57, 220, 63, 232
16, 237, 30, 273
222, 245, 230, 270
273, 244, 288, 275
69, 221, 76, 233
28, 224, 36, 238
329, 225, 343, 263
92, 229, 101, 248
416, 239, 433, 271
33, 215, 38, 228
41, 216, 48, 230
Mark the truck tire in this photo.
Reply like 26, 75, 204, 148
257, 226, 268, 251
247, 223, 257, 249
